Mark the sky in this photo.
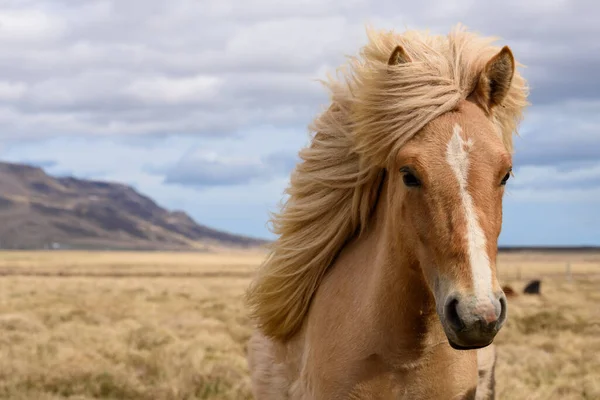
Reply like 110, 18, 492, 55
0, 0, 598, 246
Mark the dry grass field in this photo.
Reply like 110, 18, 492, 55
0, 250, 597, 399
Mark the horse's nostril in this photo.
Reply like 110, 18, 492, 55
498, 295, 507, 325
445, 296, 464, 332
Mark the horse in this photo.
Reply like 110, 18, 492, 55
245, 24, 529, 399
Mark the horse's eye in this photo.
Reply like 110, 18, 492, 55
401, 169, 421, 187
501, 170, 511, 185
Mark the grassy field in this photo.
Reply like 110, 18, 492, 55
0, 251, 597, 399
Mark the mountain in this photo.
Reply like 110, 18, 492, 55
0, 161, 268, 251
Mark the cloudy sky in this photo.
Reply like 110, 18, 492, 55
0, 0, 598, 245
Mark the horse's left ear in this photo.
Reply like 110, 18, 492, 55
388, 45, 412, 65
471, 46, 515, 113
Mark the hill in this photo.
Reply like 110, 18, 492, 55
0, 162, 267, 251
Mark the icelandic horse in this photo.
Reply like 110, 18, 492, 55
245, 25, 528, 399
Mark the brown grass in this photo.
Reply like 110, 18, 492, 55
0, 250, 597, 399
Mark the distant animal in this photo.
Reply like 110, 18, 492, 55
246, 24, 529, 399
523, 279, 541, 295
502, 285, 517, 298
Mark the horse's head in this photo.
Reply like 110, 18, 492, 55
387, 45, 514, 350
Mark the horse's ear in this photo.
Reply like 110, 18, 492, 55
471, 46, 515, 113
388, 45, 411, 65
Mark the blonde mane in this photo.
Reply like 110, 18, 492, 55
245, 24, 529, 340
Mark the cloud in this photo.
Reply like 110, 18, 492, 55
17, 159, 58, 169
513, 100, 600, 167
124, 75, 223, 105
161, 150, 299, 188
0, 1, 368, 141
510, 162, 600, 191
0, 8, 66, 44
0, 0, 594, 142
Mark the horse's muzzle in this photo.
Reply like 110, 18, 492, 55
441, 291, 507, 350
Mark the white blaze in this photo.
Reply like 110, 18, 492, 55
446, 124, 492, 300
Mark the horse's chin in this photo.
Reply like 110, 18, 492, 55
447, 338, 493, 351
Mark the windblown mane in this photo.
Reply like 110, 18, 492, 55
246, 24, 529, 340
